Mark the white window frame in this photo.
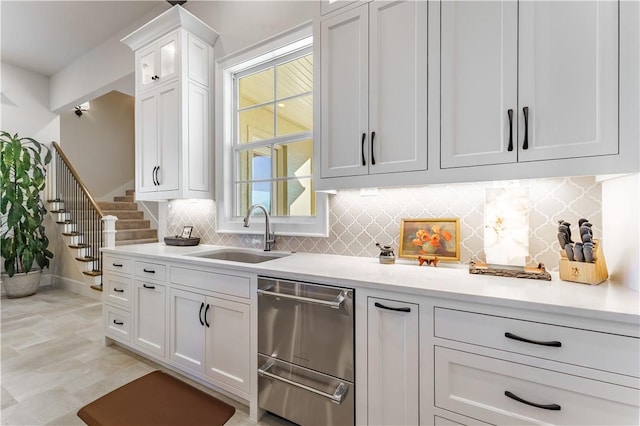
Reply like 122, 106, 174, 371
215, 23, 328, 237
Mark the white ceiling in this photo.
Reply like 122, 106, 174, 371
1, 1, 168, 77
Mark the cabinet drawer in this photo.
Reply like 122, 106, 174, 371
105, 305, 131, 343
103, 274, 132, 308
170, 267, 250, 299
135, 261, 166, 282
103, 255, 132, 274
434, 307, 640, 377
435, 347, 639, 425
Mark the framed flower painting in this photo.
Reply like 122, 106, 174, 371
399, 218, 460, 261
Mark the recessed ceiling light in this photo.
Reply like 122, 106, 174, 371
278, 103, 286, 108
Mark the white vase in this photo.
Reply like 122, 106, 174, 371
1, 271, 42, 298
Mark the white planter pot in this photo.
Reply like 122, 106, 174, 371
1, 271, 42, 298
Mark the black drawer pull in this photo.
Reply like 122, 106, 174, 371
374, 302, 411, 313
507, 109, 514, 152
199, 302, 205, 326
113, 288, 124, 293
505, 391, 561, 411
505, 332, 561, 347
113, 263, 123, 267
143, 268, 155, 274
361, 133, 366, 166
370, 131, 376, 165
143, 284, 156, 289
113, 320, 124, 325
204, 304, 211, 328
522, 106, 529, 150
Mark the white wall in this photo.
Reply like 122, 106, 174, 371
60, 91, 135, 199
184, 1, 317, 60
49, 3, 170, 112
1, 62, 59, 143
602, 174, 640, 290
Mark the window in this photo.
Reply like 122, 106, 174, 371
216, 24, 328, 237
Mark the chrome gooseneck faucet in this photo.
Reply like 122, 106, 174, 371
243, 204, 275, 251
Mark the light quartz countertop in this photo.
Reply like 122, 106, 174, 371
102, 243, 640, 325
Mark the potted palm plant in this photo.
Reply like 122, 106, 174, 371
1, 131, 53, 298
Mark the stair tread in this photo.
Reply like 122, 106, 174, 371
83, 270, 102, 277
90, 285, 103, 292
75, 256, 98, 262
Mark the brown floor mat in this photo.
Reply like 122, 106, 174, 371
77, 370, 236, 426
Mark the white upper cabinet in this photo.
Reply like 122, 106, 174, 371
122, 6, 219, 200
136, 31, 179, 93
440, 1, 517, 168
318, 0, 428, 185
441, 0, 619, 169
518, 1, 618, 162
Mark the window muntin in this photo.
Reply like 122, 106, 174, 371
233, 49, 314, 219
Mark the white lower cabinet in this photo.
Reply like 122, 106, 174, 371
133, 280, 166, 357
435, 346, 639, 425
367, 297, 419, 425
169, 287, 251, 396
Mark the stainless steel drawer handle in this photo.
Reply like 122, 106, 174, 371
257, 288, 346, 309
505, 390, 561, 411
258, 359, 348, 404
505, 332, 562, 347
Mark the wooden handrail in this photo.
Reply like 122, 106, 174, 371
51, 141, 105, 217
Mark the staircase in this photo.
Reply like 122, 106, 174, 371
50, 189, 158, 291
98, 190, 158, 246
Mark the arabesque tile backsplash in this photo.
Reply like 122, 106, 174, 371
167, 176, 601, 271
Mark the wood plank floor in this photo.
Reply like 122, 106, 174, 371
1, 287, 291, 425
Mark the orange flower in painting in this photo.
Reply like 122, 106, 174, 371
430, 233, 441, 247
412, 238, 422, 246
441, 230, 452, 241
431, 225, 441, 233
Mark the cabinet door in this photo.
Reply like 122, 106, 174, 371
320, 5, 369, 178
136, 91, 159, 193
156, 81, 180, 193
440, 1, 518, 168
367, 297, 419, 425
369, 0, 427, 174
518, 1, 618, 161
136, 32, 179, 92
186, 82, 210, 192
204, 296, 251, 394
169, 288, 206, 373
133, 280, 166, 357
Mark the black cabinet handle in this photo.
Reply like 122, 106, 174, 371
152, 166, 158, 186
113, 288, 124, 293
155, 166, 160, 186
361, 133, 366, 166
374, 302, 411, 313
143, 268, 155, 274
505, 332, 561, 347
507, 109, 514, 152
370, 131, 376, 165
143, 284, 156, 289
113, 263, 123, 267
199, 302, 205, 326
522, 106, 529, 150
204, 304, 211, 327
505, 391, 561, 411
113, 320, 124, 325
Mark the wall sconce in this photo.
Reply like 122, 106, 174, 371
74, 102, 90, 117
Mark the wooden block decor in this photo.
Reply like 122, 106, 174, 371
469, 262, 552, 281
559, 239, 608, 285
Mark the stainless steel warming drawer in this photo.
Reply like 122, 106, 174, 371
257, 276, 355, 426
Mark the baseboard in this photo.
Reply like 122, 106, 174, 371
52, 275, 102, 301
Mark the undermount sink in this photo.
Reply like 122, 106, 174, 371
190, 248, 290, 264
